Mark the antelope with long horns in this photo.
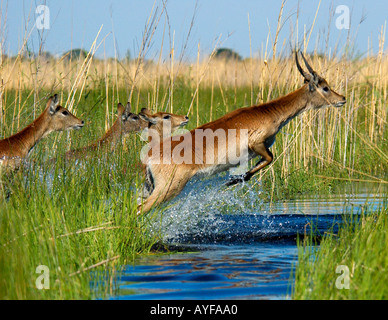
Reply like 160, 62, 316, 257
137, 52, 346, 213
0, 94, 84, 170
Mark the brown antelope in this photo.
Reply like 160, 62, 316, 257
64, 104, 189, 160
138, 108, 190, 199
64, 102, 147, 160
137, 52, 346, 213
0, 94, 84, 170
138, 108, 189, 139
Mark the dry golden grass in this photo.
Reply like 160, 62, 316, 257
1, 54, 386, 91
0, 52, 387, 181
0, 0, 386, 193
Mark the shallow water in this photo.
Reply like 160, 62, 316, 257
107, 182, 386, 300
115, 243, 297, 300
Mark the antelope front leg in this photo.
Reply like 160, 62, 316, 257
226, 144, 273, 186
137, 167, 192, 214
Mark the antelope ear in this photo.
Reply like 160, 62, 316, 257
48, 94, 60, 115
140, 108, 152, 116
125, 102, 131, 113
121, 102, 133, 121
307, 73, 320, 92
139, 112, 158, 125
309, 73, 320, 92
117, 103, 125, 115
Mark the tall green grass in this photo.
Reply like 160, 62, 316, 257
0, 138, 165, 299
0, 89, 162, 299
293, 204, 388, 299
0, 82, 386, 299
1, 1, 387, 300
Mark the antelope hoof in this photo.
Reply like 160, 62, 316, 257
225, 175, 245, 186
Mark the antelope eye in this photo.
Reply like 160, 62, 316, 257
323, 86, 330, 92
131, 116, 139, 121
62, 111, 69, 116
163, 115, 171, 120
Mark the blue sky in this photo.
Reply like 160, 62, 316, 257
2, 0, 387, 60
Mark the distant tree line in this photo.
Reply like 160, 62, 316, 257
214, 48, 242, 61
2, 47, 246, 62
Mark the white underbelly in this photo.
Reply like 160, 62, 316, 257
196, 148, 259, 177
197, 162, 234, 177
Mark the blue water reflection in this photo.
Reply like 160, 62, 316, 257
107, 183, 386, 300
114, 243, 297, 300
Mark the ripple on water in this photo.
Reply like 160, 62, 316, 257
145, 175, 385, 244
112, 243, 298, 300
105, 181, 387, 300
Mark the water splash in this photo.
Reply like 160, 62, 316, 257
146, 173, 271, 243
146, 177, 386, 244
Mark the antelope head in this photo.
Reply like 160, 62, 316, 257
295, 51, 346, 109
138, 108, 189, 135
118, 102, 148, 134
47, 94, 84, 131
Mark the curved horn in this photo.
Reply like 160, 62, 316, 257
295, 51, 308, 78
295, 51, 311, 81
300, 51, 316, 75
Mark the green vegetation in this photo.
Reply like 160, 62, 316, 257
0, 80, 386, 299
0, 88, 163, 299
1, 0, 387, 300
293, 205, 388, 299
0, 3, 387, 297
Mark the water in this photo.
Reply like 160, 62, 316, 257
115, 243, 297, 300
107, 181, 386, 300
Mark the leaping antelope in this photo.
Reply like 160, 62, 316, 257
138, 108, 190, 199
137, 52, 346, 213
0, 94, 84, 170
